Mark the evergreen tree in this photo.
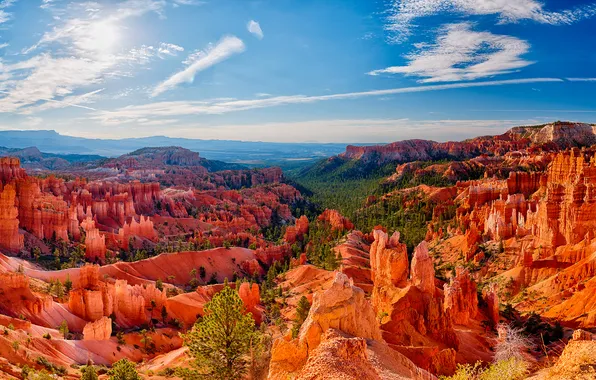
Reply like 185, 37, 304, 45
64, 275, 73, 294
58, 320, 69, 339
291, 296, 311, 339
182, 285, 261, 380
80, 364, 99, 380
161, 305, 168, 324
108, 359, 140, 380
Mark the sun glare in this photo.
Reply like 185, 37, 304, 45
89, 21, 119, 53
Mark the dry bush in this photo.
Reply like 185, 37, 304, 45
495, 323, 532, 362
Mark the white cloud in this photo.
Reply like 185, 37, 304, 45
172, 0, 204, 6
0, 0, 169, 114
368, 23, 533, 82
247, 20, 264, 39
126, 42, 185, 65
386, 0, 596, 42
95, 77, 562, 125
566, 78, 596, 82
151, 35, 246, 97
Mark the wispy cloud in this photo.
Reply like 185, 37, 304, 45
95, 78, 563, 124
369, 23, 533, 82
386, 0, 596, 42
247, 20, 264, 39
151, 35, 246, 97
126, 42, 184, 65
0, 0, 171, 114
0, 0, 17, 24
566, 77, 596, 82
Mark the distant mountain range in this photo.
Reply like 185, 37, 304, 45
0, 130, 350, 166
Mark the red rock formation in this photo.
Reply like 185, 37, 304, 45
68, 265, 166, 328
268, 272, 382, 379
238, 282, 262, 324
370, 229, 458, 373
410, 241, 435, 294
83, 316, 112, 340
370, 229, 408, 288
341, 122, 595, 164
0, 157, 26, 184
483, 283, 500, 326
443, 267, 479, 325
572, 329, 593, 341
317, 209, 354, 231
83, 219, 107, 262
284, 215, 309, 244
0, 184, 24, 252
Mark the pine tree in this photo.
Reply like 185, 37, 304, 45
58, 320, 69, 339
80, 364, 99, 380
291, 296, 311, 338
64, 275, 73, 294
108, 359, 140, 380
157, 306, 166, 325
182, 285, 260, 380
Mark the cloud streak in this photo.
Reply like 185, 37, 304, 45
369, 23, 533, 82
151, 35, 246, 97
386, 0, 596, 42
96, 77, 563, 124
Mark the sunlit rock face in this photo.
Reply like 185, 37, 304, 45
268, 272, 384, 379
443, 267, 478, 325
0, 184, 24, 252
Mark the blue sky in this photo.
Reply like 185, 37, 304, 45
0, 0, 595, 143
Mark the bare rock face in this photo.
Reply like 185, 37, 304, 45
410, 241, 435, 295
483, 283, 500, 327
0, 157, 26, 184
370, 230, 458, 373
370, 229, 409, 288
526, 150, 596, 248
0, 184, 24, 252
238, 282, 262, 324
572, 329, 593, 341
443, 267, 479, 325
317, 209, 354, 232
300, 272, 382, 350
284, 215, 309, 244
68, 264, 166, 328
83, 316, 112, 340
268, 272, 382, 379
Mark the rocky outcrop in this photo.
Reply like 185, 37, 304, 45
238, 282, 262, 324
268, 272, 382, 379
341, 122, 596, 165
370, 229, 408, 288
443, 267, 478, 325
526, 150, 596, 248
68, 265, 166, 328
0, 184, 24, 252
284, 215, 309, 244
300, 272, 382, 349
82, 218, 107, 262
410, 241, 435, 294
572, 329, 593, 341
83, 316, 112, 340
370, 229, 458, 374
0, 157, 26, 184
483, 283, 500, 326
317, 209, 354, 232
